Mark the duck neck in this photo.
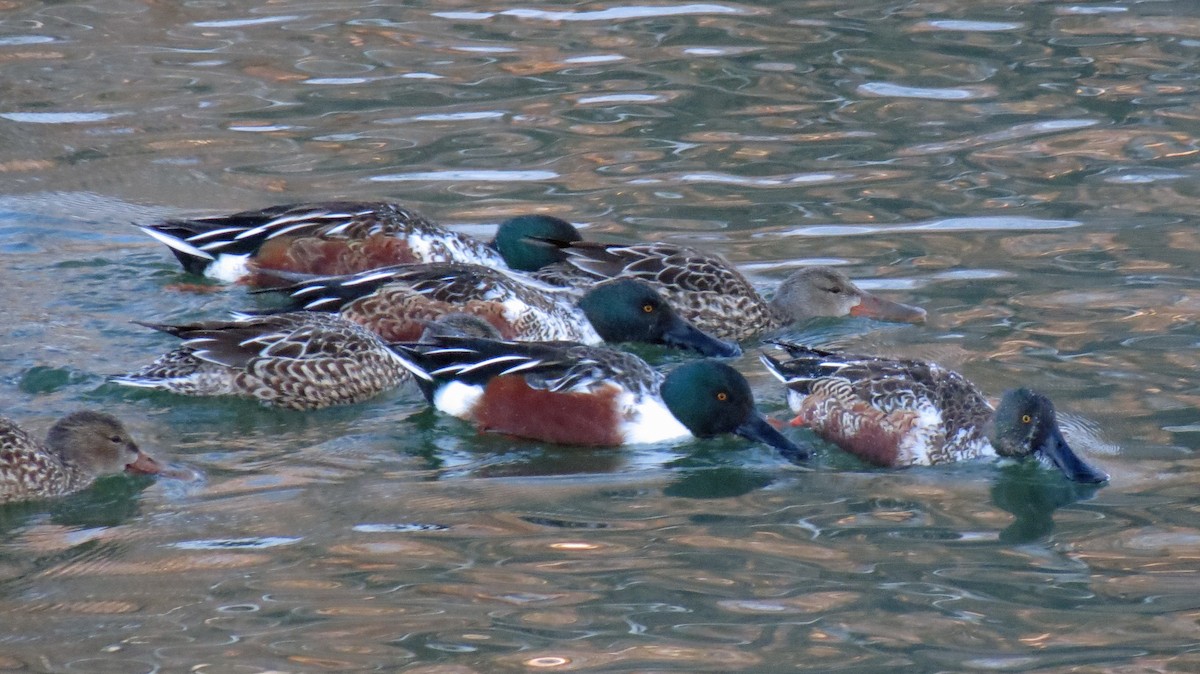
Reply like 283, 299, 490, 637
764, 296, 792, 328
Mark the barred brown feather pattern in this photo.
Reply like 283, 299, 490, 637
287, 264, 600, 344
560, 242, 773, 341
662, 286, 774, 342
116, 312, 411, 409
0, 419, 82, 502
764, 344, 996, 467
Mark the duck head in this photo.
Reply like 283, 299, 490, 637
661, 360, 808, 462
492, 215, 582, 272
988, 388, 1108, 484
769, 266, 926, 325
48, 411, 164, 477
578, 279, 742, 357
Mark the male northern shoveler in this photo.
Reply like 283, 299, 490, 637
269, 264, 742, 357
139, 201, 581, 287
389, 334, 808, 459
490, 231, 927, 341
758, 342, 1109, 483
0, 411, 165, 502
112, 311, 498, 410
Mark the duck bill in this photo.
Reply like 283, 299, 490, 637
1037, 425, 1109, 484
125, 451, 166, 476
661, 315, 742, 357
849, 293, 927, 324
735, 413, 810, 463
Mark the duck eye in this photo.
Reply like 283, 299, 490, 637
1021, 414, 1032, 424
109, 435, 123, 443
642, 304, 655, 313
716, 391, 728, 402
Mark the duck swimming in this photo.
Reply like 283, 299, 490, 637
139, 201, 578, 287
759, 341, 1108, 483
390, 334, 808, 460
0, 411, 165, 502
113, 311, 498, 410
268, 264, 741, 357
491, 226, 927, 341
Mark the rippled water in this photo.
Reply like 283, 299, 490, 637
3, 0, 1200, 671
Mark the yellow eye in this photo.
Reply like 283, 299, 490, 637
716, 391, 728, 402
642, 304, 654, 313
1021, 414, 1032, 424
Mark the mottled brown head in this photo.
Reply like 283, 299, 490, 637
47, 411, 163, 477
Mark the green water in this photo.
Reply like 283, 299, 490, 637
2, 0, 1200, 671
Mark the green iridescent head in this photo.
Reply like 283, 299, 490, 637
660, 360, 808, 461
492, 215, 582, 272
577, 279, 740, 357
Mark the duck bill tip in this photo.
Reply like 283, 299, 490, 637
850, 293, 927, 324
1039, 427, 1109, 484
664, 319, 742, 357
125, 452, 165, 476
736, 414, 810, 463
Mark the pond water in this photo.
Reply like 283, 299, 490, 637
2, 0, 1200, 671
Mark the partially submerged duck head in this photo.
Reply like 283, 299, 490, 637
988, 388, 1109, 484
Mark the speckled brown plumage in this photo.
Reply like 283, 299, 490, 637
114, 312, 413, 409
274, 263, 601, 344
546, 243, 925, 341
759, 341, 1109, 484
760, 342, 994, 467
0, 412, 161, 503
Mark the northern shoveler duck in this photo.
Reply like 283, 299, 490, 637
139, 201, 581, 287
389, 334, 808, 459
0, 411, 165, 503
758, 342, 1109, 483
268, 264, 742, 357
490, 230, 927, 341
113, 311, 496, 410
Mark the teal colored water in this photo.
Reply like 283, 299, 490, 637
2, 1, 1199, 671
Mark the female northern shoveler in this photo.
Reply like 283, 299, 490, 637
489, 229, 927, 341
112, 311, 497, 410
139, 201, 580, 287
389, 334, 808, 459
758, 341, 1109, 483
0, 411, 165, 502
269, 264, 742, 357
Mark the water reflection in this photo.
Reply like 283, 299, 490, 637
989, 462, 1105, 543
2, 0, 1200, 669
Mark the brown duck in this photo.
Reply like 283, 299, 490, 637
0, 411, 164, 503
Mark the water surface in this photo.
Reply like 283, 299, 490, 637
2, 0, 1200, 671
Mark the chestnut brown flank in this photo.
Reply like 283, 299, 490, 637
253, 234, 417, 278
342, 294, 515, 342
473, 376, 623, 446
798, 398, 906, 467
